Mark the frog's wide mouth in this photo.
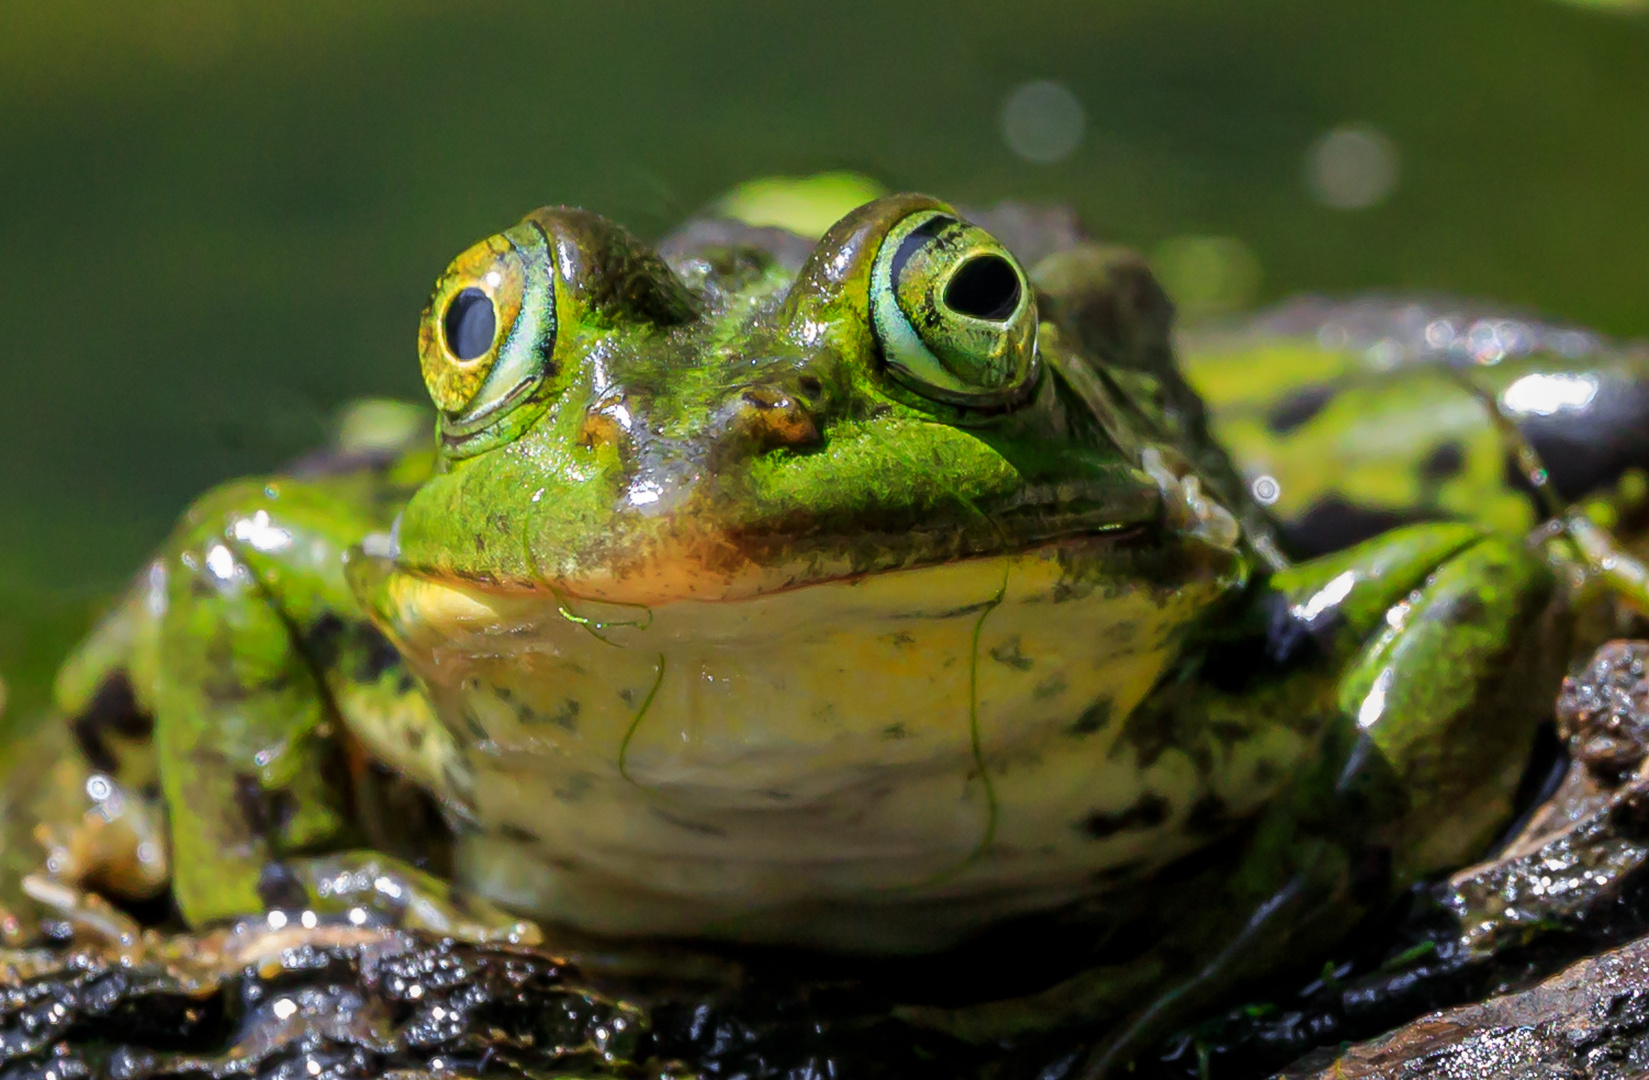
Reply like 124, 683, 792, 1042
366, 512, 1201, 631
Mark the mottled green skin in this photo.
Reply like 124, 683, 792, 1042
1181, 298, 1649, 554
0, 184, 1629, 1070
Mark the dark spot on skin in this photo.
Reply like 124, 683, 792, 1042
761, 789, 794, 801
882, 723, 909, 741
1069, 700, 1112, 736
652, 807, 729, 838
1185, 793, 1231, 835
494, 685, 513, 702
1265, 383, 1338, 435
201, 668, 256, 706
1080, 792, 1170, 839
1428, 593, 1488, 627
552, 773, 593, 803
1034, 673, 1068, 700
404, 725, 425, 751
498, 823, 539, 845
233, 774, 295, 841
930, 599, 1000, 620
303, 613, 347, 671
888, 631, 915, 649
618, 687, 637, 706
354, 627, 402, 684
548, 700, 580, 732
396, 672, 417, 695
459, 708, 488, 740
1199, 587, 1332, 693
1419, 441, 1466, 482
1281, 496, 1438, 559
70, 673, 153, 776
989, 637, 1034, 671
256, 862, 309, 910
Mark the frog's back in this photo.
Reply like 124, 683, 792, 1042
1183, 296, 1649, 556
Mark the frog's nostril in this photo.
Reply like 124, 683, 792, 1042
944, 255, 1022, 322
444, 288, 497, 360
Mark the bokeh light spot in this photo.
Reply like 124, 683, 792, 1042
1151, 236, 1262, 319
1001, 80, 1086, 164
1306, 125, 1400, 210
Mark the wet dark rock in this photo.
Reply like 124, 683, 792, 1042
0, 927, 647, 1080
1557, 641, 1649, 782
1278, 934, 1649, 1079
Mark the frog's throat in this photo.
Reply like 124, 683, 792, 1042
351, 533, 1250, 949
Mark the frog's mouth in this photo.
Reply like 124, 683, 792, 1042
371, 439, 1249, 611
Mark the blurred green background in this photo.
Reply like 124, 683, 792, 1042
3, 0, 1647, 718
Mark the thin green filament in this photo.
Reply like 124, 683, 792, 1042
555, 598, 654, 647
963, 566, 1010, 865
617, 653, 667, 786
863, 419, 1015, 881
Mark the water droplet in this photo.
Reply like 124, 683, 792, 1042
1150, 236, 1262, 319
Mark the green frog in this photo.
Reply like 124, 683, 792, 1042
5, 176, 1647, 1072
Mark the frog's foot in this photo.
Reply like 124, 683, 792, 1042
264, 852, 542, 946
18, 874, 146, 953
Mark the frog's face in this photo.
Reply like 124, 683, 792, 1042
394, 193, 1172, 604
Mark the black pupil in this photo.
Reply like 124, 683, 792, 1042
944, 255, 1022, 321
444, 288, 497, 360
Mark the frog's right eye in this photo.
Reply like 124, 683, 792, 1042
419, 220, 560, 457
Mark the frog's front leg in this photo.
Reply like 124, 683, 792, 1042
910, 524, 1562, 1070
1081, 523, 1563, 1075
44, 478, 520, 942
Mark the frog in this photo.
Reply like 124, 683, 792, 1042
5, 175, 1647, 1075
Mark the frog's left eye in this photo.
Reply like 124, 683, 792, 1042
870, 210, 1038, 407
419, 220, 559, 455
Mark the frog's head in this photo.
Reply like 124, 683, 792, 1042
391, 194, 1239, 604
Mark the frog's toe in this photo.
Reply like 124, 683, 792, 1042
287, 852, 543, 946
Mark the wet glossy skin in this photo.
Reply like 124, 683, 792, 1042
4, 183, 1639, 1068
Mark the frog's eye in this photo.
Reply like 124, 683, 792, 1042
418, 219, 559, 455
870, 210, 1038, 407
